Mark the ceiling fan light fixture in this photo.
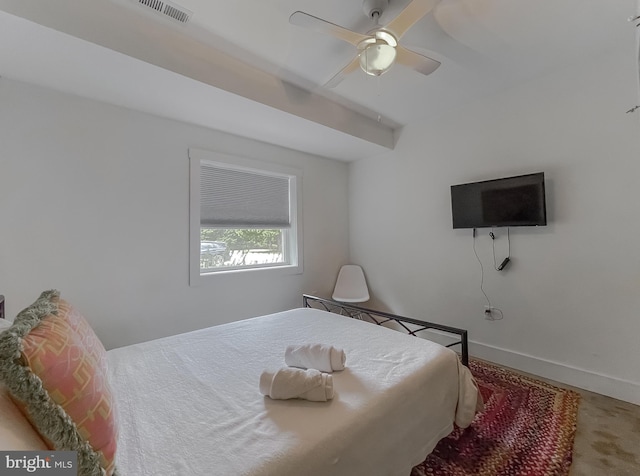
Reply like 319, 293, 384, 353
289, 0, 441, 87
360, 41, 396, 76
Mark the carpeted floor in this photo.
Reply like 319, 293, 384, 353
411, 359, 580, 476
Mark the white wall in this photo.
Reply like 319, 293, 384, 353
0, 78, 349, 350
349, 42, 640, 403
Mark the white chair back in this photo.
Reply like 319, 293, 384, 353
332, 265, 370, 303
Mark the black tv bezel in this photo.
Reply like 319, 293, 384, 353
451, 172, 547, 229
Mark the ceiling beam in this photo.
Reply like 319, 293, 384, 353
0, 0, 394, 151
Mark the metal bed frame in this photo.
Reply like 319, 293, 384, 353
303, 294, 469, 367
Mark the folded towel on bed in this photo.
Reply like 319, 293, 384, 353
284, 344, 346, 373
259, 368, 334, 402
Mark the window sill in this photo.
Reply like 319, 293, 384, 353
190, 262, 303, 286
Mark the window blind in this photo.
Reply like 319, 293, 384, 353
200, 162, 291, 228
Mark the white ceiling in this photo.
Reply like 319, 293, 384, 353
0, 0, 634, 161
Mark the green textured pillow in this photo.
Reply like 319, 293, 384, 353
0, 290, 119, 476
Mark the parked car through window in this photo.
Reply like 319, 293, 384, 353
200, 241, 227, 268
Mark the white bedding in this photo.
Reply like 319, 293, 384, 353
108, 308, 479, 476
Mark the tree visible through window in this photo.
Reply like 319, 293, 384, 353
200, 228, 286, 271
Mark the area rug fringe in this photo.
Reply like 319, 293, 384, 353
411, 359, 580, 476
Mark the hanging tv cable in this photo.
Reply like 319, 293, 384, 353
491, 227, 511, 271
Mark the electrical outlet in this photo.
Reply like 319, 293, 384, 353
484, 305, 492, 319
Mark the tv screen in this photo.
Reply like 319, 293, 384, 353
451, 173, 547, 229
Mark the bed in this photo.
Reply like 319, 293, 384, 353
0, 291, 481, 476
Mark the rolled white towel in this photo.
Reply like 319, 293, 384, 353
259, 368, 334, 402
284, 344, 346, 373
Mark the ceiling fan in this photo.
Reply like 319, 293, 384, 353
289, 0, 441, 88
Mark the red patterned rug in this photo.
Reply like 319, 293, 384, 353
411, 359, 580, 476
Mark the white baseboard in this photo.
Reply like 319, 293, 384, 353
468, 340, 640, 406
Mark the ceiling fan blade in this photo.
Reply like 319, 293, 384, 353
395, 45, 441, 76
324, 56, 361, 88
289, 11, 368, 46
385, 0, 439, 39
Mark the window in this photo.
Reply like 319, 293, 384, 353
189, 149, 302, 283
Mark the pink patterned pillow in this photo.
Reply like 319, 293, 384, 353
0, 290, 118, 476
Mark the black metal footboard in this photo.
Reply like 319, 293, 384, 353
303, 294, 469, 367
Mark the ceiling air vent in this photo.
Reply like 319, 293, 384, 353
136, 0, 192, 24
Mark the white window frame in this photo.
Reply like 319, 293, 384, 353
189, 148, 303, 285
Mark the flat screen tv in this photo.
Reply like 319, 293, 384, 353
451, 172, 547, 229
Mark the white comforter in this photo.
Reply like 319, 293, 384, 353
108, 308, 479, 476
